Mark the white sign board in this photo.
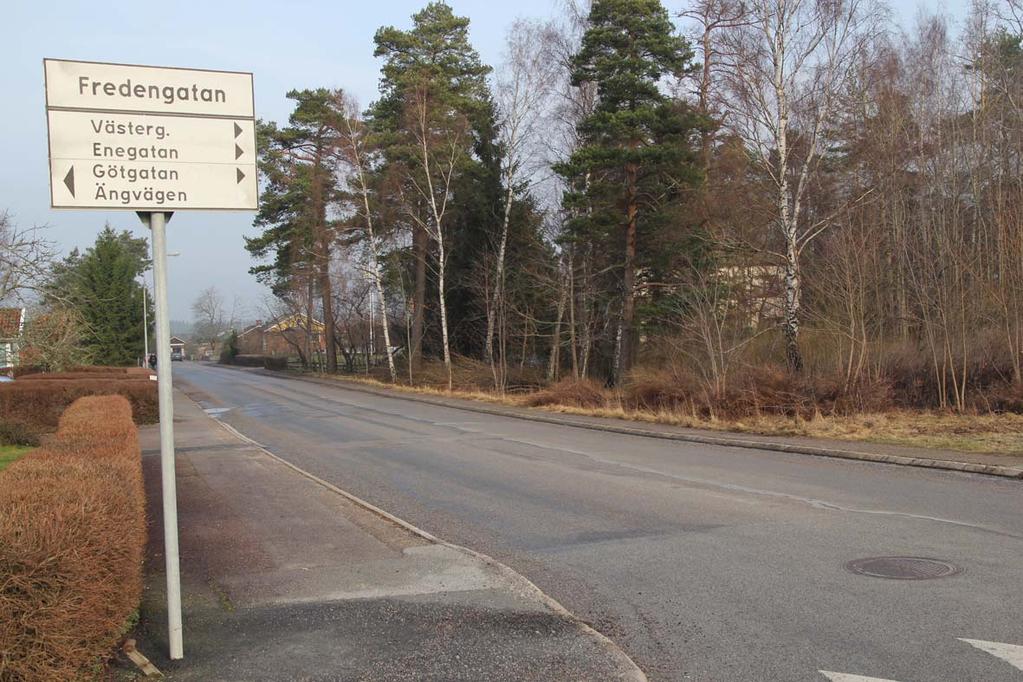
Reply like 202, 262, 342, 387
44, 59, 258, 210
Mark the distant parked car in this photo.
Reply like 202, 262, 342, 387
171, 350, 183, 362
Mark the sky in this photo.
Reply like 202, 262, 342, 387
3, 0, 971, 321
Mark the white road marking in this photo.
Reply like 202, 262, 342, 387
819, 672, 902, 682
469, 432, 1019, 538
203, 407, 232, 416
959, 638, 1023, 671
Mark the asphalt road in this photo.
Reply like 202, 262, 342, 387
172, 363, 1023, 682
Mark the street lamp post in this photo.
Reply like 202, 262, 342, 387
141, 251, 180, 365
142, 286, 149, 359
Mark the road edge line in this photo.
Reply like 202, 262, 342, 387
184, 391, 647, 682
214, 364, 1023, 481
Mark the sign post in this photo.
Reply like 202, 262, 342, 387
138, 210, 182, 658
44, 58, 258, 660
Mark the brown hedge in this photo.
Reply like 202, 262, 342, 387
0, 378, 157, 445
18, 371, 152, 381
13, 365, 153, 378
224, 353, 267, 367
67, 365, 146, 374
0, 395, 146, 681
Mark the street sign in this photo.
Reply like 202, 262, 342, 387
44, 59, 258, 210
41, 58, 263, 662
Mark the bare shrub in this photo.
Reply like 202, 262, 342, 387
0, 419, 39, 447
522, 378, 610, 408
625, 366, 708, 415
395, 356, 536, 393
621, 363, 894, 420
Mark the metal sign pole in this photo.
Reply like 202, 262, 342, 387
140, 210, 183, 660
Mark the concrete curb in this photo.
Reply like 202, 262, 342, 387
183, 390, 647, 682
215, 364, 1023, 481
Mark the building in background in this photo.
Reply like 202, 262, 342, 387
233, 315, 325, 360
0, 308, 26, 371
236, 321, 266, 355
169, 336, 187, 354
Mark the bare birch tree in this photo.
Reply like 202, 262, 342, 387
487, 19, 561, 388
719, 0, 878, 371
401, 83, 468, 390
544, 1, 599, 380
332, 92, 398, 383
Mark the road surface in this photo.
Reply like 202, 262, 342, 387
172, 363, 1023, 681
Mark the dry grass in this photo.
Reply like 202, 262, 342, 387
529, 404, 1023, 456
763, 411, 1023, 454
311, 369, 517, 405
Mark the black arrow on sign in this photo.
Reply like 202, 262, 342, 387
235, 144, 244, 160
237, 168, 245, 184
234, 122, 243, 138
64, 166, 75, 197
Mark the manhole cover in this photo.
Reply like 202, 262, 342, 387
845, 556, 961, 580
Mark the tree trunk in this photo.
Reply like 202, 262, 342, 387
486, 181, 514, 388
782, 241, 803, 372
348, 120, 397, 384
372, 260, 396, 383
411, 222, 427, 368
580, 250, 592, 379
305, 275, 314, 370
436, 227, 452, 390
615, 162, 639, 385
548, 266, 568, 382
773, 51, 803, 374
312, 144, 337, 374
318, 236, 336, 373
567, 249, 579, 379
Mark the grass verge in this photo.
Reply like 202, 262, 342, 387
0, 445, 32, 473
531, 404, 1023, 456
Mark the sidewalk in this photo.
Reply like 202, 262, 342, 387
134, 391, 642, 681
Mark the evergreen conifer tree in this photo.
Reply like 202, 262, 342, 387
45, 225, 151, 365
556, 0, 704, 383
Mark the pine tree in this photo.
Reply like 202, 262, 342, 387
370, 2, 494, 374
556, 0, 704, 383
247, 89, 342, 372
